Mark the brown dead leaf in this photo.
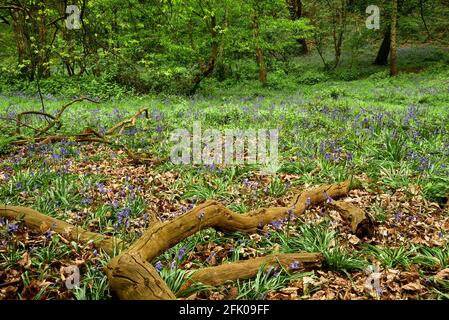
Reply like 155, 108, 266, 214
401, 281, 425, 291
435, 268, 449, 282
227, 287, 239, 299
18, 252, 31, 269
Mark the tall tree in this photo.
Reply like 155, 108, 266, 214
374, 27, 391, 65
251, 4, 267, 84
390, 0, 398, 76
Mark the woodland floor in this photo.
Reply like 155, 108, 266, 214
1, 61, 449, 300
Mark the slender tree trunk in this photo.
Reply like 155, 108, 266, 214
374, 28, 391, 65
390, 0, 398, 76
37, 10, 50, 78
10, 8, 35, 79
190, 14, 219, 94
287, 0, 308, 54
251, 12, 267, 84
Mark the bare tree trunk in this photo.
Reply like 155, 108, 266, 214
37, 9, 50, 78
332, 0, 347, 69
190, 14, 219, 94
390, 0, 398, 76
374, 28, 391, 65
251, 12, 267, 84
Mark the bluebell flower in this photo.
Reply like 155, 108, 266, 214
324, 192, 333, 203
155, 261, 163, 272
7, 223, 18, 234
290, 260, 301, 270
96, 183, 107, 193
394, 211, 402, 222
346, 152, 353, 162
271, 219, 283, 230
205, 252, 216, 263
287, 208, 295, 221
177, 247, 186, 261
197, 211, 205, 220
15, 182, 23, 190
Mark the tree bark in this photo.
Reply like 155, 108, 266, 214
390, 0, 398, 76
374, 28, 391, 65
251, 12, 267, 84
190, 14, 219, 94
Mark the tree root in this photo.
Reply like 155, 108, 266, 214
1, 179, 364, 300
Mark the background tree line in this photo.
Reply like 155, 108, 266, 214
0, 0, 448, 95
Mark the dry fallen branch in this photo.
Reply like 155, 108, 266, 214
12, 128, 112, 146
15, 111, 57, 135
0, 179, 363, 300
10, 103, 161, 167
188, 252, 323, 286
106, 108, 149, 135
328, 201, 374, 238
0, 205, 123, 255
105, 179, 358, 299
14, 96, 99, 137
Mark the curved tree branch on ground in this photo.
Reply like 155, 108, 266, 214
105, 179, 359, 299
15, 111, 57, 134
188, 252, 323, 286
106, 108, 149, 135
13, 96, 99, 137
0, 205, 123, 255
0, 179, 362, 299
328, 201, 374, 238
